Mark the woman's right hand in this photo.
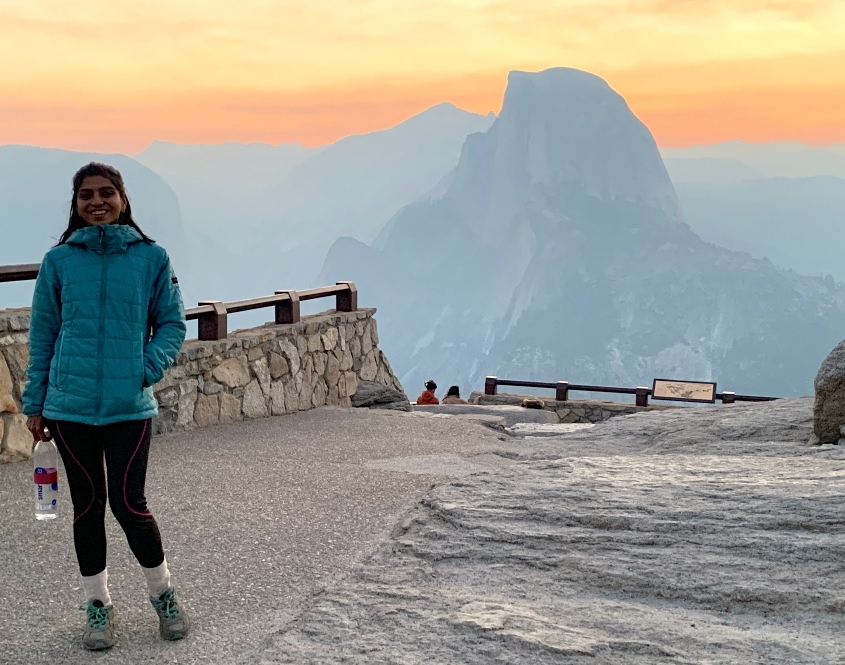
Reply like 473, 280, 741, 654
26, 416, 51, 442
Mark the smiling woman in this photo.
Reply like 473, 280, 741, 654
0, 0, 843, 150
22, 161, 190, 651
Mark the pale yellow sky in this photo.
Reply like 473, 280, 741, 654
1, 0, 843, 151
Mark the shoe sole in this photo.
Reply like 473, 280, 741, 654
83, 639, 115, 650
161, 622, 190, 641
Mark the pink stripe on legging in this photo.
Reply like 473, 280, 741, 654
54, 423, 96, 525
122, 420, 152, 518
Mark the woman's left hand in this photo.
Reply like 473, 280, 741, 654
26, 415, 52, 442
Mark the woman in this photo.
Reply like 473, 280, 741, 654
22, 163, 189, 651
442, 385, 468, 405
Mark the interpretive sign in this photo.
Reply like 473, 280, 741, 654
652, 379, 717, 404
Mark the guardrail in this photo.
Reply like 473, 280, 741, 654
483, 376, 777, 407
0, 263, 40, 283
0, 262, 357, 342
186, 282, 357, 340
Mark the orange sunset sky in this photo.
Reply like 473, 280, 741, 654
1, 0, 843, 154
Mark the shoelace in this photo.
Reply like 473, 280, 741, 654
81, 603, 110, 629
153, 591, 180, 620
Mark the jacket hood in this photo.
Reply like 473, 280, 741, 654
67, 223, 146, 254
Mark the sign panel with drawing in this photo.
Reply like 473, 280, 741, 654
652, 379, 717, 404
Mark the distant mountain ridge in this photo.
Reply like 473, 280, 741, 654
133, 103, 495, 312
663, 141, 845, 282
0, 146, 190, 306
320, 67, 845, 397
5, 77, 845, 398
663, 141, 845, 180
0, 105, 495, 332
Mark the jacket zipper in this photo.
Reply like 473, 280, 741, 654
96, 227, 109, 418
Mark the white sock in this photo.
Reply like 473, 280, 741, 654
82, 569, 112, 606
142, 559, 172, 598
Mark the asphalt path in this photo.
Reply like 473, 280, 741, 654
0, 407, 510, 665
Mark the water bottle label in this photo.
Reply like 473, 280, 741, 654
34, 467, 58, 485
34, 466, 58, 511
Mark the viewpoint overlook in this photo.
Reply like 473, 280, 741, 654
2, 68, 845, 663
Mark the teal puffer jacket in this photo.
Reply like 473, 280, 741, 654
22, 224, 187, 425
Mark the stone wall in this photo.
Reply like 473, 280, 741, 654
0, 307, 403, 462
469, 391, 675, 423
0, 309, 31, 462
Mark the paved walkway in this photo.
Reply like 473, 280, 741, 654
0, 407, 511, 665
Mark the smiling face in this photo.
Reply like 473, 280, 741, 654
75, 175, 126, 226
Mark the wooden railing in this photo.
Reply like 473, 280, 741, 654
484, 376, 778, 407
0, 263, 357, 341
0, 263, 40, 283
186, 282, 357, 340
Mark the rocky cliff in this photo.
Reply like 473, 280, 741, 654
321, 68, 845, 397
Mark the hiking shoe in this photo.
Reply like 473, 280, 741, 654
81, 600, 115, 650
150, 587, 190, 641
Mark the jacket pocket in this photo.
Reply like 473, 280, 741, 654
137, 343, 148, 389
53, 332, 67, 390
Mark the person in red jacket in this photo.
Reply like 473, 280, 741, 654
416, 380, 440, 405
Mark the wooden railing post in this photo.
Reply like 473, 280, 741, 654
635, 387, 650, 407
197, 301, 227, 341
335, 281, 357, 312
555, 381, 569, 401
274, 290, 300, 324
484, 376, 498, 395
721, 391, 736, 404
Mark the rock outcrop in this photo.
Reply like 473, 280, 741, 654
254, 398, 844, 663
811, 339, 845, 443
470, 391, 673, 424
351, 380, 411, 411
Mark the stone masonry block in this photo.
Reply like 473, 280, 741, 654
3, 414, 33, 459
242, 379, 268, 419
269, 352, 290, 379
194, 393, 220, 428
212, 357, 251, 389
219, 393, 243, 424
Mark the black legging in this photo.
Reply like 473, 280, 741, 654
50, 418, 164, 577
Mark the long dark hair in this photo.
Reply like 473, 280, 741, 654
56, 162, 154, 246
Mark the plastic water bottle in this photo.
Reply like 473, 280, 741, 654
33, 440, 59, 520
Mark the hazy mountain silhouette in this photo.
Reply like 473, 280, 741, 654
0, 146, 191, 307
663, 141, 845, 179
135, 140, 315, 252
320, 68, 845, 397
134, 103, 495, 309
2, 105, 494, 332
674, 176, 845, 282
664, 143, 845, 282
5, 82, 845, 391
663, 157, 762, 184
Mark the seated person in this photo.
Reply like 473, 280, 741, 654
416, 380, 440, 405
442, 385, 468, 404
